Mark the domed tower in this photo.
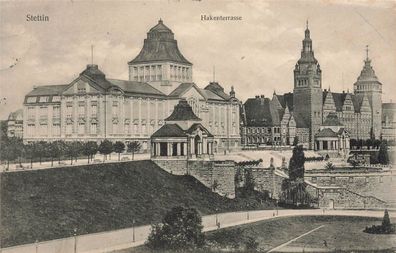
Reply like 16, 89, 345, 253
293, 21, 323, 149
353, 46, 382, 139
128, 19, 193, 94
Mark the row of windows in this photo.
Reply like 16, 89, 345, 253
132, 65, 163, 82
245, 127, 280, 134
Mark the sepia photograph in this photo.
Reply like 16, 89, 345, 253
0, 0, 395, 252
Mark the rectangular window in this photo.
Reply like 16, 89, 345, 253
66, 105, 73, 118
39, 96, 49, 103
90, 122, 97, 134
112, 101, 118, 117
113, 122, 118, 133
78, 103, 85, 117
52, 96, 60, 102
157, 65, 162, 80
53, 106, 60, 118
91, 103, 97, 115
66, 123, 73, 134
331, 177, 335, 184
27, 97, 37, 103
53, 124, 60, 136
78, 123, 85, 134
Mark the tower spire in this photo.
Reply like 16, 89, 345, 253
91, 45, 94, 65
366, 45, 369, 61
306, 19, 309, 29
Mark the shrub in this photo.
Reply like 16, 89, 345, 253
364, 209, 395, 234
146, 206, 204, 250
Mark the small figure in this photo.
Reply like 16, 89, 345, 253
217, 222, 221, 229
323, 240, 328, 247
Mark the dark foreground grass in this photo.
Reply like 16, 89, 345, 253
117, 216, 396, 253
0, 160, 275, 247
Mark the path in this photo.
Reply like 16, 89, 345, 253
1, 209, 390, 253
267, 225, 325, 252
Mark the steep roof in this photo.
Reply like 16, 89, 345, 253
331, 92, 347, 111
108, 79, 165, 96
79, 64, 114, 90
315, 128, 338, 138
204, 82, 230, 100
8, 109, 23, 121
165, 99, 201, 121
244, 97, 277, 127
129, 20, 192, 65
151, 124, 187, 138
26, 84, 68, 96
275, 92, 293, 111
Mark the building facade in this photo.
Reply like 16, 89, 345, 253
7, 109, 23, 138
241, 23, 392, 150
22, 20, 241, 152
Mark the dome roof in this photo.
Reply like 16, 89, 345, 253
128, 19, 192, 65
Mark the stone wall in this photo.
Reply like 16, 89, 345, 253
305, 171, 396, 206
317, 187, 386, 209
152, 159, 187, 175
237, 166, 286, 199
153, 159, 236, 199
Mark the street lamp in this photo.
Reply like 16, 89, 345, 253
132, 219, 136, 242
35, 239, 39, 253
73, 228, 77, 253
215, 208, 219, 228
246, 203, 250, 220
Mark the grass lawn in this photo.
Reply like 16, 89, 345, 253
0, 160, 275, 248
117, 216, 396, 253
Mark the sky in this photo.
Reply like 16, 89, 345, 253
0, 0, 395, 119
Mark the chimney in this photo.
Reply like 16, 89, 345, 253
255, 95, 259, 99
260, 95, 265, 98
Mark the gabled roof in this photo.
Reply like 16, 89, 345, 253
275, 92, 293, 111
204, 82, 230, 100
187, 123, 214, 137
165, 99, 201, 121
8, 109, 23, 120
315, 128, 338, 138
244, 97, 278, 127
151, 124, 187, 138
26, 84, 68, 96
79, 64, 114, 90
129, 20, 192, 65
108, 79, 165, 96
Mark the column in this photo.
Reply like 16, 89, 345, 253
166, 142, 172, 156
182, 142, 187, 156
177, 143, 181, 156
319, 140, 323, 150
202, 138, 207, 154
156, 142, 161, 157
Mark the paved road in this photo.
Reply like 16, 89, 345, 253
1, 209, 390, 253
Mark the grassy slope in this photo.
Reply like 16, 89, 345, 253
1, 160, 274, 247
119, 216, 396, 253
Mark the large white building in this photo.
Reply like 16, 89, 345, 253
22, 20, 241, 152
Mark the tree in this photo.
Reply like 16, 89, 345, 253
65, 141, 81, 165
98, 140, 113, 161
24, 143, 35, 168
146, 206, 204, 250
288, 145, 305, 181
82, 141, 98, 163
366, 139, 372, 150
127, 141, 141, 160
292, 136, 299, 146
35, 141, 48, 164
370, 127, 375, 141
48, 142, 61, 167
113, 141, 125, 161
378, 141, 389, 165
382, 209, 391, 231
